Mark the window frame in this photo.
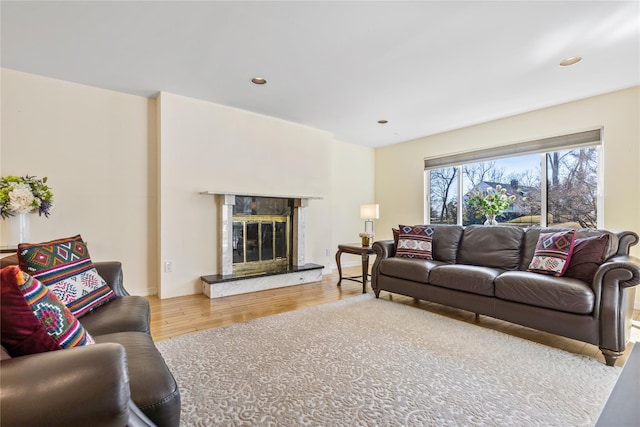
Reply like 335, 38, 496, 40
423, 129, 603, 228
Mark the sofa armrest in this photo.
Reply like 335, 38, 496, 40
373, 240, 395, 260
0, 343, 132, 427
594, 255, 640, 354
597, 255, 640, 289
94, 261, 130, 297
613, 231, 639, 256
371, 240, 395, 293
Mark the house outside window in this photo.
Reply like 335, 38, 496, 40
425, 130, 602, 228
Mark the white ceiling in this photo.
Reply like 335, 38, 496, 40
2, 1, 639, 148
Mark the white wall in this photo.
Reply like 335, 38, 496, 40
0, 70, 375, 299
0, 69, 157, 296
375, 86, 640, 305
157, 92, 374, 298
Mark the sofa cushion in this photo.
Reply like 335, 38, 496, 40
1, 265, 94, 356
563, 234, 610, 284
429, 224, 464, 263
396, 225, 434, 259
18, 235, 116, 317
457, 225, 524, 270
428, 264, 502, 296
379, 257, 445, 282
527, 230, 576, 276
80, 296, 151, 335
95, 332, 181, 427
495, 271, 595, 314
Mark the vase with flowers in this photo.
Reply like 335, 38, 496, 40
467, 184, 516, 225
0, 175, 54, 244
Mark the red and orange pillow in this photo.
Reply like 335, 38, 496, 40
1, 265, 94, 357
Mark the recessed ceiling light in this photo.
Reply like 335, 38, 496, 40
559, 56, 582, 66
251, 77, 267, 85
377, 120, 388, 124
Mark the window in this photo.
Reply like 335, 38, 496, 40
425, 130, 601, 227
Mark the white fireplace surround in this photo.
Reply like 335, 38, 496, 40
199, 191, 323, 298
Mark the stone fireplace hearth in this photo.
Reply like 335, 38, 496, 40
199, 191, 323, 298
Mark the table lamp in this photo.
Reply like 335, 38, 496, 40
360, 204, 380, 235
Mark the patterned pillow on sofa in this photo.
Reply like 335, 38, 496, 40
18, 235, 116, 318
527, 230, 576, 276
396, 224, 434, 259
0, 265, 94, 356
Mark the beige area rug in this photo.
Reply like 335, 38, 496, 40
156, 294, 620, 426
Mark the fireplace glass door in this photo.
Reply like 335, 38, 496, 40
232, 215, 290, 274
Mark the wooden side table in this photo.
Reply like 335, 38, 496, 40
335, 243, 375, 293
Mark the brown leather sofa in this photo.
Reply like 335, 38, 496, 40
0, 259, 180, 427
372, 224, 640, 366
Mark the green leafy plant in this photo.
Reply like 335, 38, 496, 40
0, 175, 54, 219
468, 184, 516, 217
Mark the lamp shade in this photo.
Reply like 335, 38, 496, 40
360, 204, 380, 220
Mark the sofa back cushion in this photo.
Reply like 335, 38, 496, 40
457, 225, 524, 270
520, 227, 618, 271
429, 224, 464, 263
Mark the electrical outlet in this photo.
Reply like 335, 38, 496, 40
325, 248, 330, 256
164, 261, 173, 273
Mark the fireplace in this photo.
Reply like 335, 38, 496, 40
231, 196, 292, 275
200, 191, 323, 298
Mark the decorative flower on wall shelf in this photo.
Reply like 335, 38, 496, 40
0, 175, 54, 219
468, 184, 516, 217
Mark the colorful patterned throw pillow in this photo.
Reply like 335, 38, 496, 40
396, 224, 435, 259
527, 230, 577, 276
1, 265, 94, 357
18, 235, 116, 318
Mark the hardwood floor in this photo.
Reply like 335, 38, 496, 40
147, 266, 640, 366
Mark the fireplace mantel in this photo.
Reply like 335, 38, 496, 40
200, 191, 323, 200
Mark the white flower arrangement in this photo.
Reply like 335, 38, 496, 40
0, 175, 54, 219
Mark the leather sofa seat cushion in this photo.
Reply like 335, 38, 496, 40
428, 264, 502, 296
80, 296, 151, 336
457, 225, 524, 270
495, 271, 594, 314
95, 332, 180, 427
379, 257, 444, 282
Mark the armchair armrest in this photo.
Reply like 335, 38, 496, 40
94, 261, 129, 297
0, 343, 132, 427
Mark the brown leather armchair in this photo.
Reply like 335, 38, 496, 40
0, 342, 155, 426
0, 258, 180, 427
